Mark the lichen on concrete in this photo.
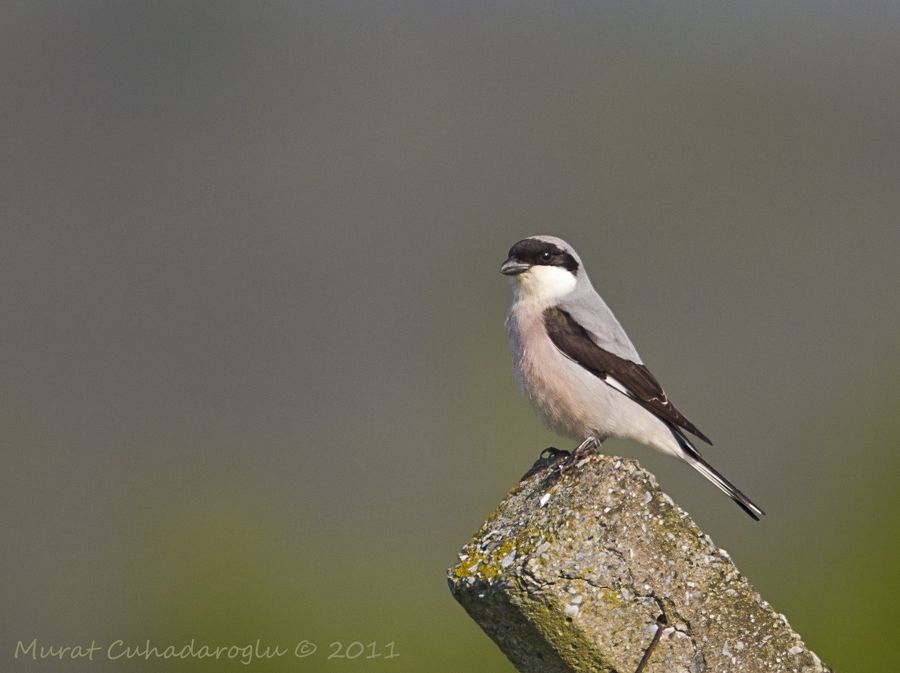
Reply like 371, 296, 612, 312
448, 451, 831, 673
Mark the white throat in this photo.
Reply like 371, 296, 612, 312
513, 265, 577, 303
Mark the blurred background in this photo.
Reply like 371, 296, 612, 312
3, 2, 899, 671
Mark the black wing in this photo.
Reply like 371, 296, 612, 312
543, 306, 712, 445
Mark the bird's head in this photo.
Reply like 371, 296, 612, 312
500, 235, 582, 301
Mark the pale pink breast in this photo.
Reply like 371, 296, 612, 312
507, 304, 596, 441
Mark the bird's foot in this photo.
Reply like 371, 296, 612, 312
556, 437, 600, 474
521, 447, 570, 481
539, 447, 571, 461
571, 435, 601, 461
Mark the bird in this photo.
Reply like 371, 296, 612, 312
500, 235, 764, 520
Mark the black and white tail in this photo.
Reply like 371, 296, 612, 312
670, 426, 765, 521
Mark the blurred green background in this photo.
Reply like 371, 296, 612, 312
3, 2, 899, 672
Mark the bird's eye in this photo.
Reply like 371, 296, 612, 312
541, 251, 552, 261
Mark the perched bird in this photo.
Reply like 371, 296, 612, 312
501, 235, 764, 520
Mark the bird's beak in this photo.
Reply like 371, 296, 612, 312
500, 258, 529, 275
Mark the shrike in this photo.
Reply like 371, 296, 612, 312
501, 235, 764, 520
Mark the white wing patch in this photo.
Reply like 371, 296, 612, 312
603, 373, 670, 406
602, 374, 631, 397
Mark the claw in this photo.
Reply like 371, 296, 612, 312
571, 436, 600, 460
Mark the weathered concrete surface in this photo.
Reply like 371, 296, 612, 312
448, 451, 830, 673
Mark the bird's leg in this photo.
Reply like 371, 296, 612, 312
558, 436, 601, 473
571, 435, 600, 461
